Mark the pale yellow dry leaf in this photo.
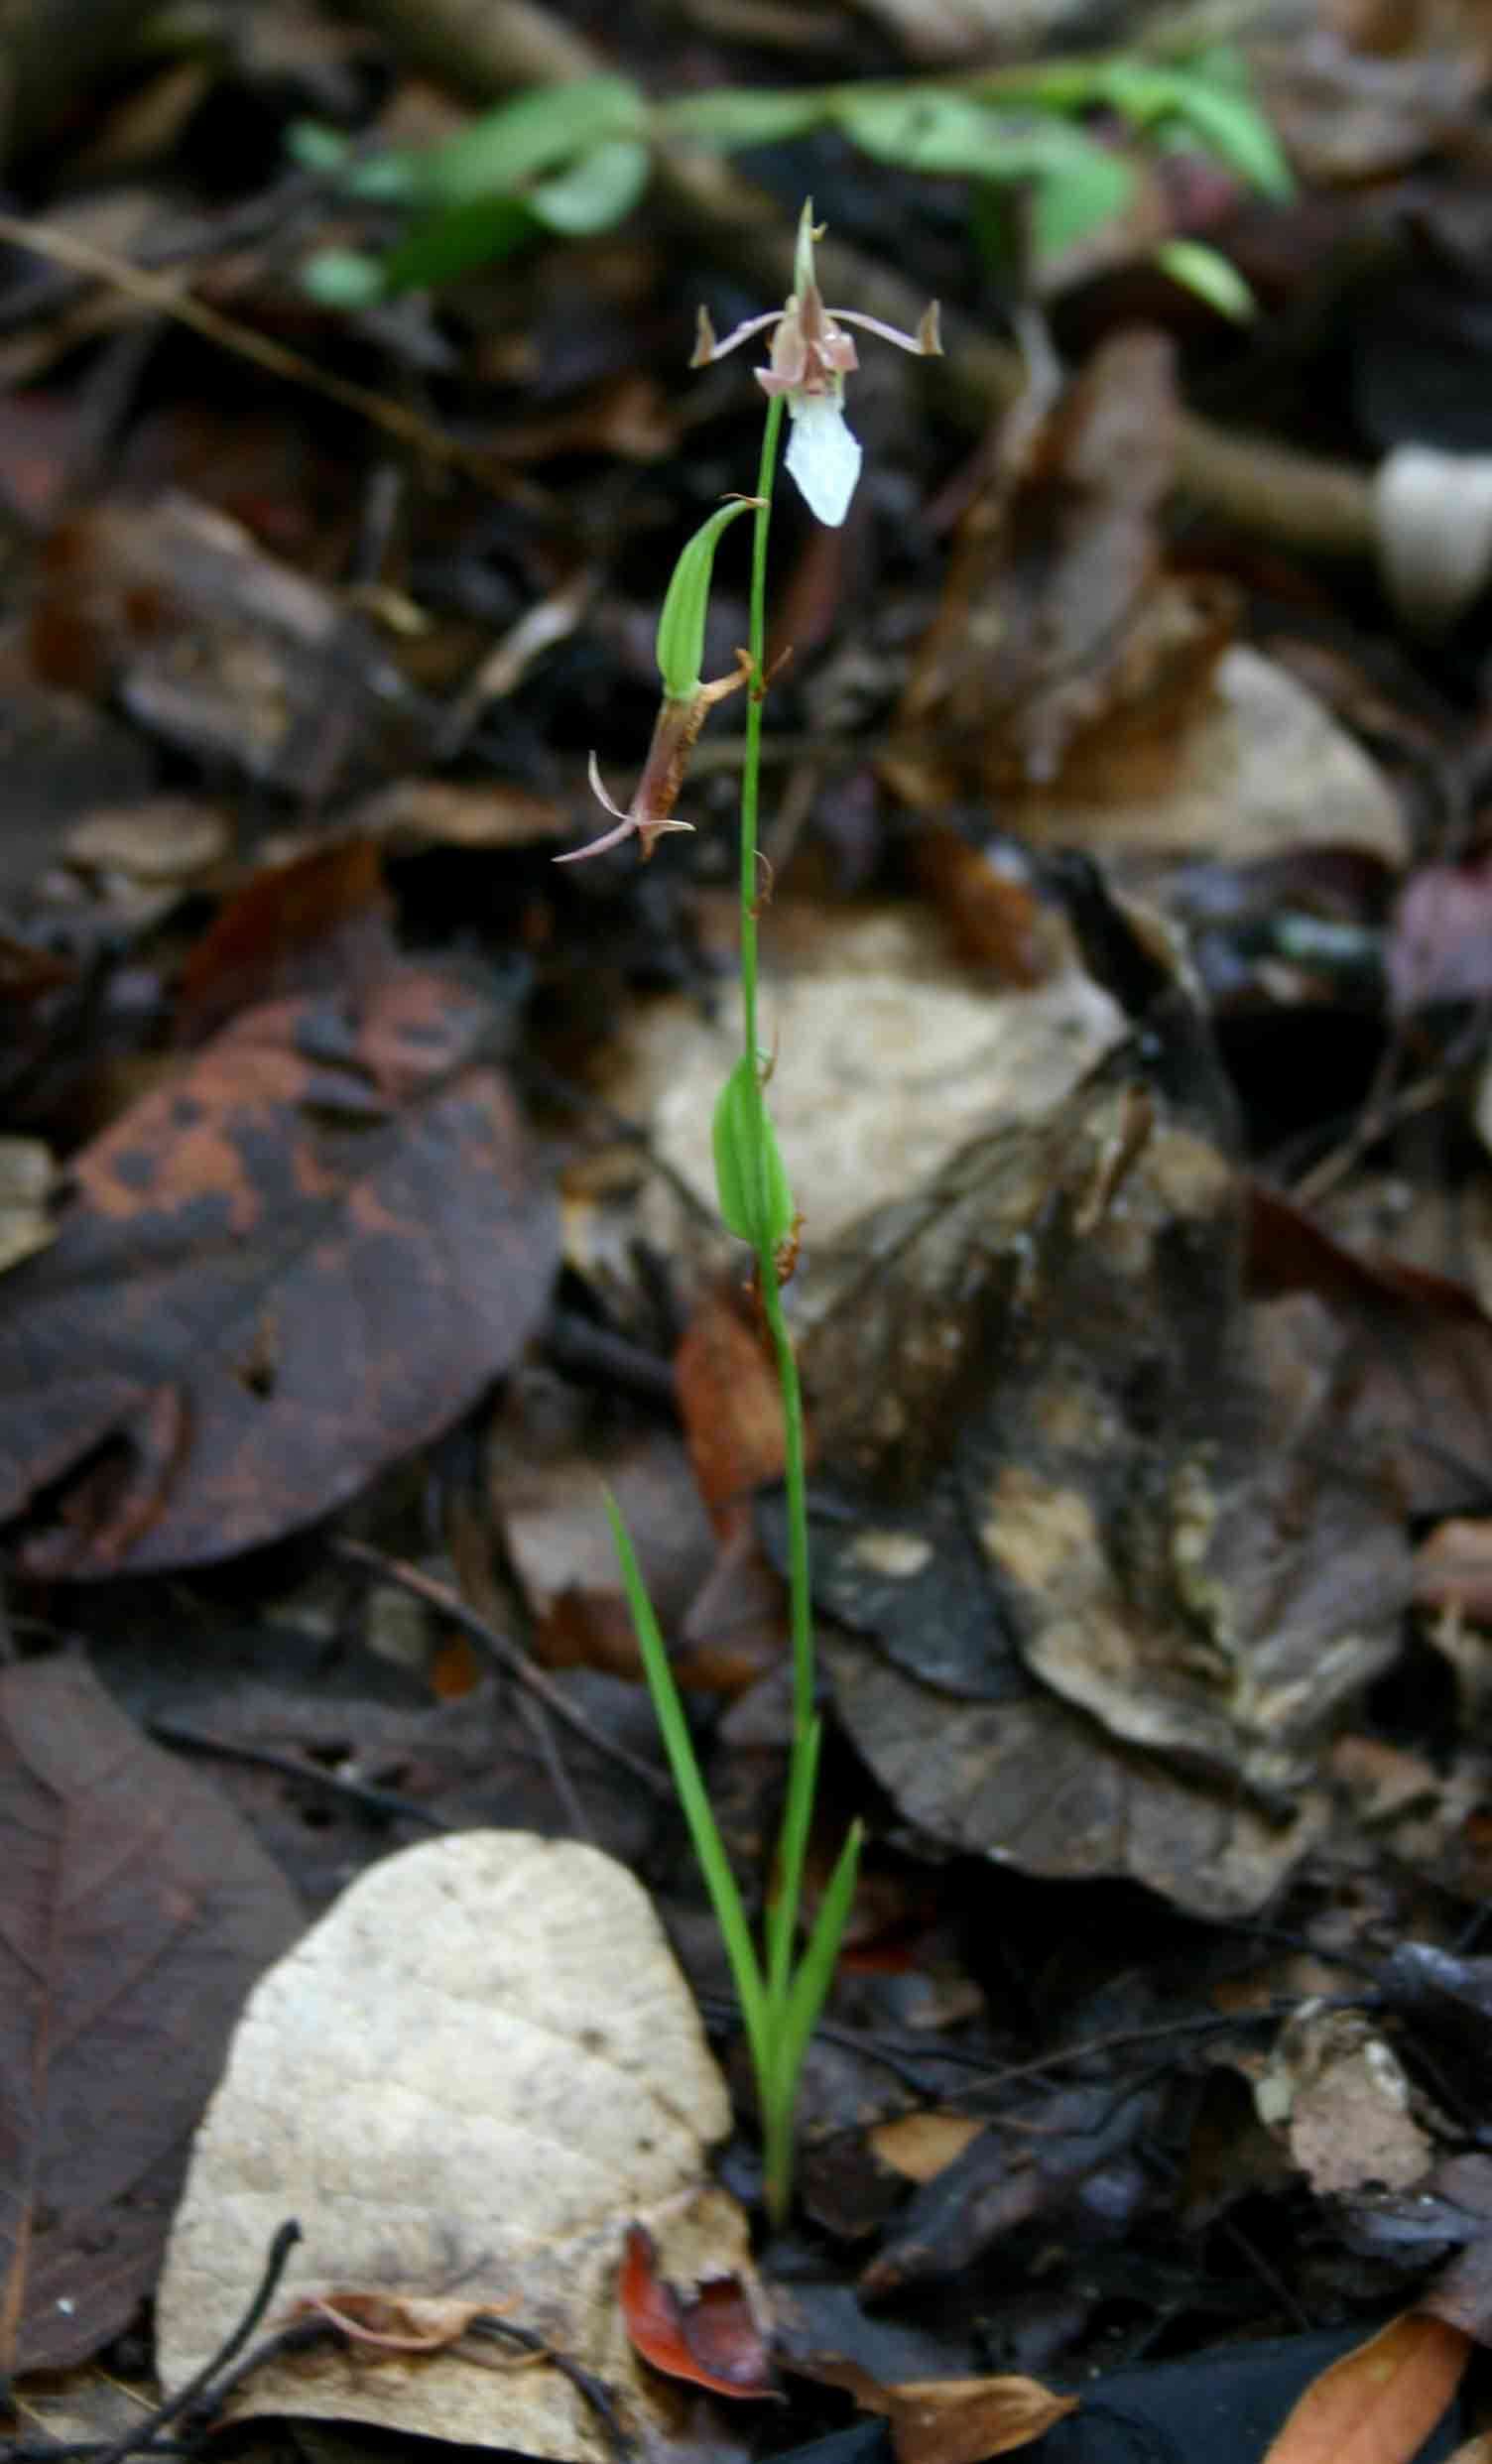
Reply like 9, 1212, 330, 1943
868, 2112, 984, 2185
1260, 2311, 1471, 2464
810, 2360, 1075, 2464
602, 902, 1123, 1252
883, 2374, 1079, 2464
158, 1832, 752, 2461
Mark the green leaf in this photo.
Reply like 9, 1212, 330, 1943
1156, 236, 1256, 319
712, 1057, 796, 1252
837, 88, 1108, 181
605, 1494, 768, 2053
657, 86, 830, 148
655, 497, 757, 702
530, 137, 652, 235
777, 1819, 862, 2104
345, 149, 422, 202
285, 118, 350, 174
299, 247, 387, 308
1106, 52, 1292, 197
415, 75, 647, 209
766, 1715, 821, 2004
1029, 143, 1137, 261
1166, 70, 1292, 196
381, 193, 537, 292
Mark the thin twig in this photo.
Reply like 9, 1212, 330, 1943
332, 1537, 673, 1799
0, 208, 533, 504
464, 2317, 635, 2464
147, 1717, 448, 1830
40, 2223, 307, 2464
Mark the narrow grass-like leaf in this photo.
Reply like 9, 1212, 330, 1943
605, 1494, 768, 2052
779, 1819, 862, 2104
766, 1715, 820, 2005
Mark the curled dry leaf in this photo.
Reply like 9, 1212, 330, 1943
619, 2224, 777, 2400
158, 1831, 754, 2462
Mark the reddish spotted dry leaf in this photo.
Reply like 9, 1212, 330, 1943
618, 2224, 777, 2401
176, 836, 393, 1041
1260, 2311, 1471, 2464
0, 962, 558, 1573
807, 2356, 1076, 2464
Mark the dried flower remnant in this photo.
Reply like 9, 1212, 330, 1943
692, 201, 941, 528
557, 496, 759, 866
555, 652, 752, 866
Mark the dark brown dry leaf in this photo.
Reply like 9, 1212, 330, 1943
859, 2081, 1161, 2298
784, 1003, 1407, 1913
1415, 1517, 1492, 1620
175, 837, 394, 1042
351, 777, 568, 852
0, 1653, 302, 2374
1249, 1183, 1492, 1517
882, 331, 1227, 814
31, 493, 428, 794
0, 962, 558, 1573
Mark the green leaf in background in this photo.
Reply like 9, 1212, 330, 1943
345, 149, 424, 203
381, 192, 537, 292
1104, 51, 1292, 196
299, 246, 387, 307
285, 118, 351, 174
656, 86, 829, 148
415, 73, 646, 209
1157, 236, 1256, 318
530, 137, 652, 235
1029, 141, 1137, 261
1163, 64, 1293, 197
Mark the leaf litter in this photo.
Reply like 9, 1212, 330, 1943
7, 5, 1492, 2463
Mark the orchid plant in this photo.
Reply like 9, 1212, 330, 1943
557, 202, 940, 2222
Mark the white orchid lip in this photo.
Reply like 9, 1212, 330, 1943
689, 202, 940, 528
784, 392, 863, 530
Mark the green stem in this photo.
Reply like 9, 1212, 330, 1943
735, 395, 834, 2227
738, 393, 784, 1084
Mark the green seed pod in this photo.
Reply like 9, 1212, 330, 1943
655, 498, 758, 702
712, 1054, 796, 1250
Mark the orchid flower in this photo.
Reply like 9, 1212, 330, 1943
691, 200, 941, 528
